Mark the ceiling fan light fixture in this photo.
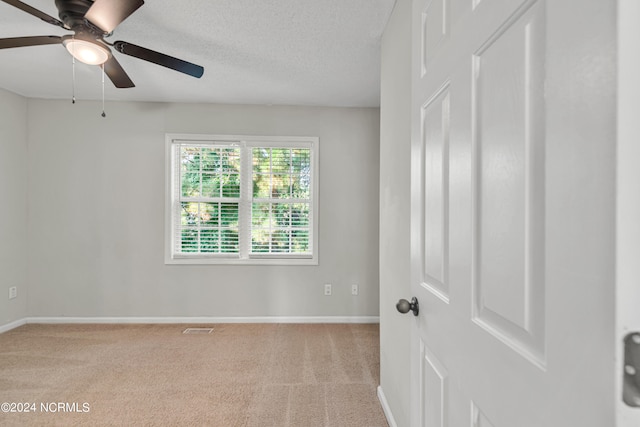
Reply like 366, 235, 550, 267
62, 37, 110, 65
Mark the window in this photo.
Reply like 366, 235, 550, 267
165, 134, 319, 265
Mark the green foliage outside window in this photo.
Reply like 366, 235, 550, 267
251, 148, 311, 253
177, 145, 311, 255
179, 146, 241, 254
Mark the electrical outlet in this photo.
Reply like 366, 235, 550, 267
8, 286, 17, 300
351, 284, 359, 296
324, 283, 332, 296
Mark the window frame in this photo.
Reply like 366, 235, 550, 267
165, 134, 319, 265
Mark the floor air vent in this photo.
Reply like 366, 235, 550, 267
182, 327, 214, 334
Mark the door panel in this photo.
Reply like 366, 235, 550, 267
471, 1, 546, 367
421, 0, 448, 75
422, 84, 450, 301
471, 402, 496, 427
421, 341, 449, 427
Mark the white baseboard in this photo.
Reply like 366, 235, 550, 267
0, 318, 27, 334
377, 385, 399, 427
1, 316, 379, 331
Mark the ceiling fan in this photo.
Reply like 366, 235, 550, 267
0, 0, 205, 88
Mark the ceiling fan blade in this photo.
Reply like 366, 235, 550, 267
103, 55, 135, 88
0, 0, 65, 28
85, 0, 144, 33
113, 41, 204, 78
0, 35, 62, 49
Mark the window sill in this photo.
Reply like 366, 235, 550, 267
165, 255, 318, 266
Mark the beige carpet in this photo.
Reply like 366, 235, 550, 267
0, 323, 388, 427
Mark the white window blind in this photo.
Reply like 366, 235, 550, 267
166, 135, 318, 265
175, 143, 241, 255
251, 147, 311, 254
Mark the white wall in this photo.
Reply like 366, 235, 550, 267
0, 88, 28, 326
26, 100, 380, 319
379, 0, 412, 425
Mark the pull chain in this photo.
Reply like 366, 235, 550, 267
71, 37, 76, 104
101, 63, 106, 118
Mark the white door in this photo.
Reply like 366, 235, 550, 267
616, 0, 640, 425
408, 0, 617, 426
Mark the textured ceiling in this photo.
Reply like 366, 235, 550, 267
0, 0, 396, 107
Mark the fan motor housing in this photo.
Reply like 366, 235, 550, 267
54, 0, 94, 31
